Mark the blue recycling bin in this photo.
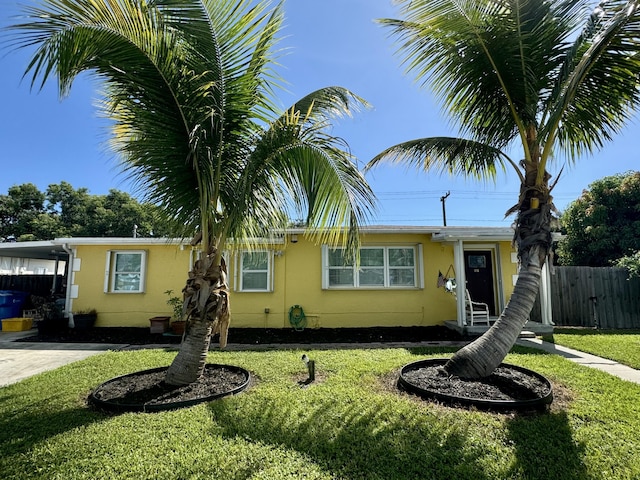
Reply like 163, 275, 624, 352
0, 291, 29, 329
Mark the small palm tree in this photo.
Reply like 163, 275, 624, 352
367, 0, 640, 378
9, 0, 376, 385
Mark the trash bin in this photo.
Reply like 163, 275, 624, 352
0, 291, 29, 329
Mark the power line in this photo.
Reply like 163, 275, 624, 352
375, 218, 514, 224
377, 190, 579, 198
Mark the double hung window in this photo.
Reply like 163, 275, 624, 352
323, 245, 421, 289
104, 250, 147, 293
238, 251, 272, 292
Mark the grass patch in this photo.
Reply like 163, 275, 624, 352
1, 346, 640, 479
543, 328, 640, 369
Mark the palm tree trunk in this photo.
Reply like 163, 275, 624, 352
165, 254, 230, 386
445, 244, 545, 378
164, 316, 213, 385
444, 200, 552, 379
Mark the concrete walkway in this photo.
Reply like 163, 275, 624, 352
517, 337, 640, 384
1, 329, 640, 387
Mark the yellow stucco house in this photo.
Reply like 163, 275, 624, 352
0, 226, 554, 334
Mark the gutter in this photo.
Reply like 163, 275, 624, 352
60, 243, 74, 325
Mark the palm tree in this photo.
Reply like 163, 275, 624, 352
367, 0, 640, 378
9, 0, 376, 385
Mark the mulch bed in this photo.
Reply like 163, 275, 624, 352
89, 364, 250, 413
402, 364, 550, 402
18, 325, 471, 345
398, 359, 553, 411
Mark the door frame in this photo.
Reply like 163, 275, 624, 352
455, 243, 504, 324
462, 243, 504, 315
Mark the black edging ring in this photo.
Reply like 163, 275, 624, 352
88, 363, 251, 413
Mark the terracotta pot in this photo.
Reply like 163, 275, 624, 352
171, 320, 186, 335
149, 316, 170, 334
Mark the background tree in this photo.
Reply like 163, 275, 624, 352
45, 182, 93, 236
10, 0, 376, 385
0, 182, 171, 240
367, 0, 640, 379
82, 189, 172, 237
29, 212, 65, 241
615, 250, 640, 278
0, 183, 45, 241
558, 171, 640, 266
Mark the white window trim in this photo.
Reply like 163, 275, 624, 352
104, 250, 147, 294
235, 250, 274, 292
322, 244, 423, 290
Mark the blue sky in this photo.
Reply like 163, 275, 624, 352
1, 0, 638, 227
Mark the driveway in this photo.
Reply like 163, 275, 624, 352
0, 330, 124, 387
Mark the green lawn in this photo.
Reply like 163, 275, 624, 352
543, 328, 640, 369
1, 346, 640, 479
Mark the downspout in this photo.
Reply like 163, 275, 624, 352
61, 243, 74, 325
51, 254, 60, 295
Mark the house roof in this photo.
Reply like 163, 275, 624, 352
54, 237, 187, 246
0, 226, 520, 260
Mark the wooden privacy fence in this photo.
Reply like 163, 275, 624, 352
531, 266, 640, 329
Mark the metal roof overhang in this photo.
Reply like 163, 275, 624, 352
0, 240, 69, 260
284, 225, 515, 239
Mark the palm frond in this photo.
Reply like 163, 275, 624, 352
366, 136, 521, 181
544, 0, 640, 160
8, 0, 376, 257
379, 1, 568, 148
226, 98, 376, 255
279, 86, 372, 125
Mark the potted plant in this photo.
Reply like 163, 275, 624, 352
73, 309, 98, 330
165, 290, 185, 335
36, 297, 68, 335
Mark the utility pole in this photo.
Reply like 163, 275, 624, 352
440, 191, 450, 226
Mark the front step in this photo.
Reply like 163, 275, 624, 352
519, 330, 537, 339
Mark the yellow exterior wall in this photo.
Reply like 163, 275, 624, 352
264, 233, 457, 328
70, 242, 191, 327
499, 244, 519, 304
68, 234, 518, 329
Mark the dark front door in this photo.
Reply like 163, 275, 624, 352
464, 250, 496, 315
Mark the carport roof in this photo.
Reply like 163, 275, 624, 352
0, 240, 68, 260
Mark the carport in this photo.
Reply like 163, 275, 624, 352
0, 240, 70, 318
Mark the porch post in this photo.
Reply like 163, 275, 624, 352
540, 262, 553, 325
51, 255, 60, 295
454, 240, 466, 326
